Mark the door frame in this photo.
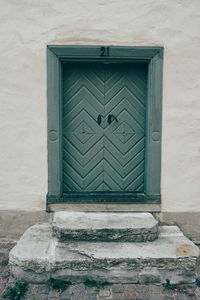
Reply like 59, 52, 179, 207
47, 45, 163, 205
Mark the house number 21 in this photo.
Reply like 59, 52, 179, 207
100, 46, 110, 57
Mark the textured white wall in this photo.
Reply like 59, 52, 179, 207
0, 0, 200, 211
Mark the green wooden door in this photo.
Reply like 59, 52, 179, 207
63, 63, 147, 193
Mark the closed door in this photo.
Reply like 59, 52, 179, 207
62, 63, 147, 193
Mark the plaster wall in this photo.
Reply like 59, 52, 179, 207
0, 0, 200, 212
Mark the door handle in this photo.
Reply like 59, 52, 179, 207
108, 114, 118, 125
97, 114, 102, 125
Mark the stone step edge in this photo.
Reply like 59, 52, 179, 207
53, 226, 159, 242
10, 264, 197, 285
52, 212, 159, 242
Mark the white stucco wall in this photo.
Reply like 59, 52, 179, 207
0, 0, 200, 212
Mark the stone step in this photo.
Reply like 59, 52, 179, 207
9, 223, 199, 284
52, 212, 158, 242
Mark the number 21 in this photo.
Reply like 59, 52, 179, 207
100, 46, 110, 57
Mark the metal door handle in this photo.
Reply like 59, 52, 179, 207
108, 114, 118, 125
97, 114, 102, 125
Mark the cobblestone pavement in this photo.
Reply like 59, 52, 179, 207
0, 240, 15, 297
1, 239, 200, 300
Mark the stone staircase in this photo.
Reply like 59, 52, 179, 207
9, 212, 199, 285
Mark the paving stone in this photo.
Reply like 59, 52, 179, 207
37, 296, 49, 300
84, 293, 97, 300
174, 295, 189, 300
26, 296, 48, 300
174, 291, 193, 300
71, 289, 97, 300
150, 295, 163, 300
186, 288, 196, 297
99, 288, 111, 297
112, 293, 125, 300
0, 241, 16, 251
48, 289, 60, 298
123, 285, 138, 299
149, 285, 161, 295
25, 284, 40, 296
195, 287, 200, 297
0, 266, 9, 279
163, 289, 176, 296
37, 284, 50, 294
0, 256, 8, 266
112, 284, 124, 293
60, 285, 73, 299
134, 284, 149, 298
70, 284, 87, 300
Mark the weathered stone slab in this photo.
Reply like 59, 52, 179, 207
52, 212, 158, 242
9, 223, 52, 282
9, 223, 200, 284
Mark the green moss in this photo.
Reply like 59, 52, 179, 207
162, 279, 177, 290
3, 282, 28, 300
196, 278, 200, 287
84, 279, 112, 288
48, 278, 72, 293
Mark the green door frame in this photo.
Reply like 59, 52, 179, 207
47, 45, 163, 205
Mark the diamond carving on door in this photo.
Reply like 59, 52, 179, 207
113, 122, 136, 143
63, 63, 147, 192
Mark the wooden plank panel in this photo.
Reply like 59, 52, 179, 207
62, 62, 147, 192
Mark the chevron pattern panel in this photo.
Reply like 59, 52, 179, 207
63, 63, 147, 192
